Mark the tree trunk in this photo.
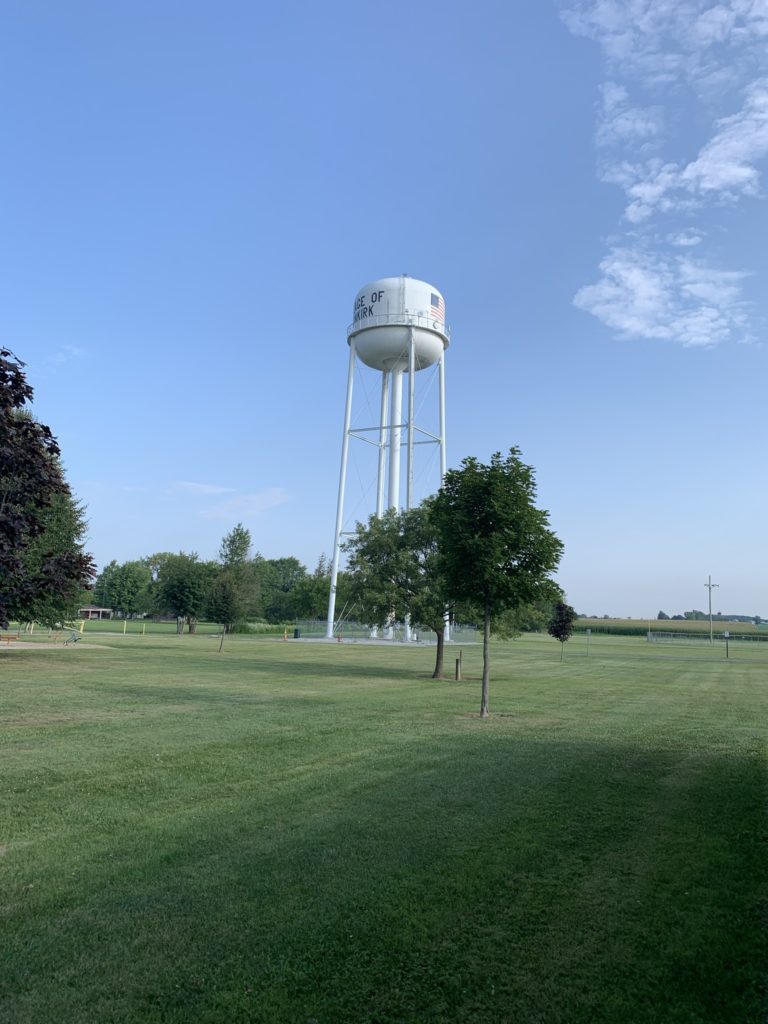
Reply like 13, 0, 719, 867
219, 627, 225, 653
187, 616, 197, 634
480, 605, 490, 718
176, 617, 184, 635
432, 625, 445, 678
560, 642, 564, 661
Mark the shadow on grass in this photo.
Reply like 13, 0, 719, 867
3, 731, 765, 1024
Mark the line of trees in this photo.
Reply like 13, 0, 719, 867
657, 610, 763, 624
92, 535, 350, 634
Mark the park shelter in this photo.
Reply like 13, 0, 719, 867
78, 605, 112, 620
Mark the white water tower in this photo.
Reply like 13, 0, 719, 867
326, 275, 449, 637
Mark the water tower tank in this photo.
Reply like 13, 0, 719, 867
348, 275, 449, 372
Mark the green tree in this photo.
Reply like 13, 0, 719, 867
93, 560, 119, 608
259, 557, 307, 623
19, 489, 93, 627
155, 553, 215, 633
209, 524, 255, 634
548, 600, 577, 660
207, 572, 246, 650
219, 522, 252, 569
93, 560, 153, 617
0, 351, 94, 627
432, 449, 563, 718
291, 554, 342, 620
117, 561, 153, 617
344, 504, 450, 678
657, 610, 670, 620
492, 588, 563, 637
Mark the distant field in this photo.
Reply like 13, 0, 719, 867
576, 616, 767, 637
1, 633, 765, 1023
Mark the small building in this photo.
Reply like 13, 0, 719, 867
78, 605, 112, 620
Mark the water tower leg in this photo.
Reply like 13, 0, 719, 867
388, 369, 403, 511
439, 351, 447, 482
406, 327, 415, 510
439, 352, 450, 641
326, 344, 356, 639
376, 371, 389, 518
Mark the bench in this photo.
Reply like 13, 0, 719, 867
1, 633, 21, 644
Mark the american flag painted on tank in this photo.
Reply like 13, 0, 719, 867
430, 292, 445, 321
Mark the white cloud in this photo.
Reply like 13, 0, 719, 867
573, 246, 749, 346
199, 488, 289, 521
690, 4, 736, 45
562, 2, 767, 345
616, 79, 768, 220
680, 79, 768, 194
562, 1, 768, 91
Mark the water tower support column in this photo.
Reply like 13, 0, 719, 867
326, 343, 357, 638
440, 352, 449, 640
376, 371, 389, 518
439, 352, 447, 481
406, 327, 416, 510
388, 369, 403, 511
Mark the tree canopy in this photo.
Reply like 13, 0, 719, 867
94, 560, 153, 618
154, 553, 215, 633
0, 350, 94, 627
548, 600, 577, 660
344, 503, 450, 677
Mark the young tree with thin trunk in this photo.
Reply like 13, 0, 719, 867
207, 572, 246, 651
432, 448, 563, 718
214, 523, 254, 632
548, 600, 577, 660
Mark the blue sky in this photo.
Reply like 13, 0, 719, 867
2, 0, 767, 618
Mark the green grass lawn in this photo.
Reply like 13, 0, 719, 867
1, 633, 765, 1023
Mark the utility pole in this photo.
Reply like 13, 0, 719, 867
705, 575, 719, 645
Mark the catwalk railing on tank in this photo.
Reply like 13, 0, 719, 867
347, 311, 450, 338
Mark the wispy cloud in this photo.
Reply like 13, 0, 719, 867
667, 229, 705, 246
563, 1, 768, 92
49, 345, 85, 364
199, 487, 289, 521
562, 0, 768, 346
167, 481, 236, 496
596, 82, 663, 147
615, 79, 768, 222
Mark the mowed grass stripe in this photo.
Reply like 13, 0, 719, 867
1, 635, 765, 1023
